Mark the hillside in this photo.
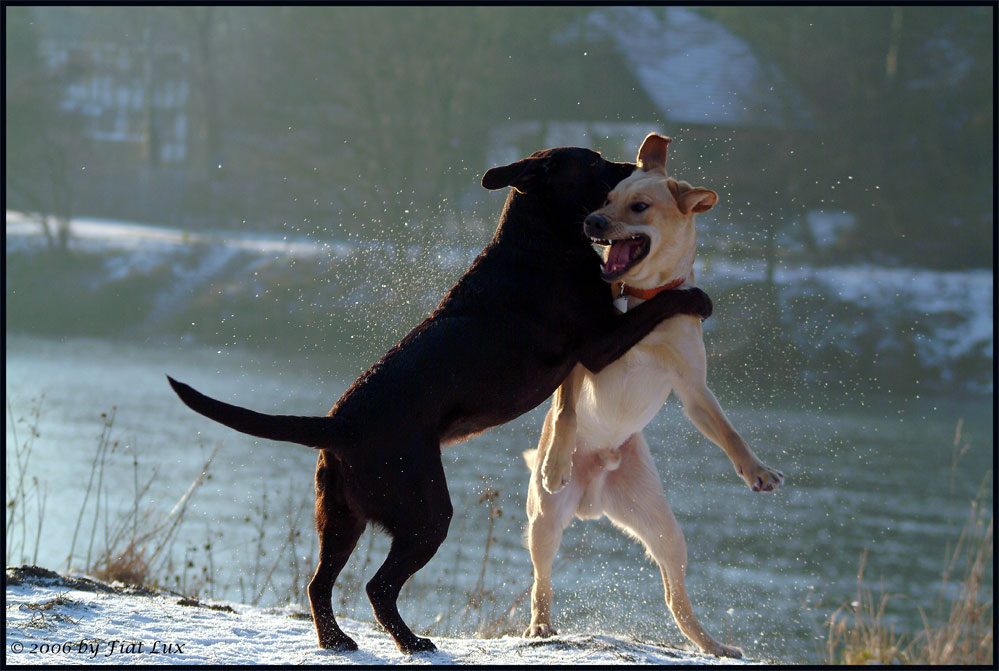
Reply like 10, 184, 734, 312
5, 211, 993, 395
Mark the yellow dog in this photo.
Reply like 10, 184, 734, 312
523, 133, 784, 658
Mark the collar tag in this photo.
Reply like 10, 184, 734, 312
613, 293, 628, 314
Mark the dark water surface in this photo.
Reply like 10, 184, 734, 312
5, 333, 992, 663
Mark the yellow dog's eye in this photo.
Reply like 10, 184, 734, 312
631, 202, 649, 213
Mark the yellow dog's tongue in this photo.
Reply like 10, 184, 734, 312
604, 238, 643, 275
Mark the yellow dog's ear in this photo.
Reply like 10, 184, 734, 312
668, 178, 718, 214
636, 133, 671, 173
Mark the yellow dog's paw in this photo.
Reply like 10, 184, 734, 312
541, 455, 572, 494
523, 622, 558, 638
737, 460, 785, 492
702, 641, 743, 659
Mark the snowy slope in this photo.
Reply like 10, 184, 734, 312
5, 567, 755, 666
7, 209, 990, 392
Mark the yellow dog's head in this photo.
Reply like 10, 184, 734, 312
584, 133, 718, 291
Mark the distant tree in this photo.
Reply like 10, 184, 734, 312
5, 6, 87, 254
700, 6, 993, 268
218, 7, 590, 254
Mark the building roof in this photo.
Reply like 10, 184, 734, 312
561, 6, 813, 130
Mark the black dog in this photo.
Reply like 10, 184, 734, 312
168, 146, 711, 654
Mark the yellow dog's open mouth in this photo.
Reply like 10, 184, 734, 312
591, 234, 651, 281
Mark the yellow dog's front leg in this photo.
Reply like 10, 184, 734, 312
664, 321, 785, 492
680, 382, 785, 491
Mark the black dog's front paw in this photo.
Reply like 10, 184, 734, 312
680, 287, 712, 320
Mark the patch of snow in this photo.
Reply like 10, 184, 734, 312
805, 210, 857, 249
796, 265, 993, 364
696, 256, 993, 390
5, 211, 332, 259
6, 211, 481, 272
5, 568, 755, 666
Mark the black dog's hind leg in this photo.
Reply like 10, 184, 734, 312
365, 450, 453, 654
309, 453, 366, 650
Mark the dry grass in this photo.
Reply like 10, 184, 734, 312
6, 400, 527, 637
916, 494, 993, 665
825, 471, 993, 665
72, 408, 221, 589
7, 400, 220, 593
458, 485, 531, 639
5, 397, 48, 566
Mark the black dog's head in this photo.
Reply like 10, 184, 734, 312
482, 147, 635, 226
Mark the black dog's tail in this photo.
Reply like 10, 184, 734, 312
167, 376, 335, 449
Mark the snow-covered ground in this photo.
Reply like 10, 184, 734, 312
5, 567, 753, 666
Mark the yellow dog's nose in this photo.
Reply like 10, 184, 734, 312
583, 213, 611, 236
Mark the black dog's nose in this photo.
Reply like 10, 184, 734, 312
584, 213, 610, 232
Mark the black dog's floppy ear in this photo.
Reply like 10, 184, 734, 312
481, 156, 549, 193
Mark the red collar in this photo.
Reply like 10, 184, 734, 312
622, 277, 686, 300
